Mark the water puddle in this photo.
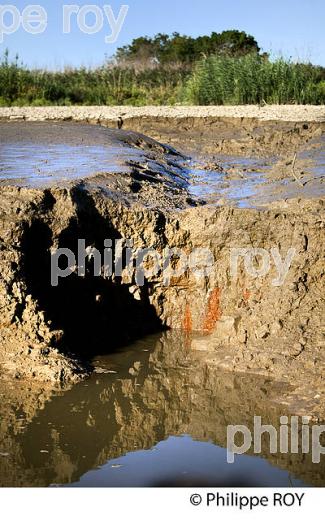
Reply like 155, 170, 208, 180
0, 143, 142, 187
188, 156, 272, 207
188, 143, 325, 207
299, 136, 325, 184
0, 332, 324, 487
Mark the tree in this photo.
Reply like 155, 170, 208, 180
115, 30, 260, 66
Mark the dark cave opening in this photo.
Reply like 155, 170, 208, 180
21, 187, 164, 359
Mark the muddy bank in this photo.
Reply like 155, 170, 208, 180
0, 119, 324, 420
2, 105, 325, 159
0, 122, 192, 209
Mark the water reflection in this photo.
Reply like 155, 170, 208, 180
0, 332, 324, 487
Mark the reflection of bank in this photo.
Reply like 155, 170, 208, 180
0, 331, 324, 487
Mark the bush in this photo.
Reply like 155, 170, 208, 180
183, 54, 325, 105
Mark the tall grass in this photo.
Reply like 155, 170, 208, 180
183, 54, 325, 105
0, 50, 188, 106
1, 50, 325, 106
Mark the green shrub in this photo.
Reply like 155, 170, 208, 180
183, 54, 325, 105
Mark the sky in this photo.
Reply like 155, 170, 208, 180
0, 0, 324, 69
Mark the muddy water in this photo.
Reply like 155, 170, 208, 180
188, 156, 272, 207
188, 137, 325, 207
0, 332, 324, 487
1, 121, 324, 208
0, 122, 188, 191
0, 143, 137, 186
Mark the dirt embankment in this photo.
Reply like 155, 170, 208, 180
0, 112, 324, 419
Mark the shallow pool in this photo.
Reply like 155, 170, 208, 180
0, 332, 323, 487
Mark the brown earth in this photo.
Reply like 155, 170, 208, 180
0, 111, 324, 420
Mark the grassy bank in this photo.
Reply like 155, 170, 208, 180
1, 50, 325, 106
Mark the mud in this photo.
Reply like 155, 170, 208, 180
0, 114, 324, 421
0, 122, 191, 210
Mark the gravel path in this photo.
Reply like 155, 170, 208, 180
1, 105, 325, 122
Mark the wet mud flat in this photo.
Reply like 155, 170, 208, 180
0, 122, 191, 208
0, 112, 324, 484
1, 119, 325, 208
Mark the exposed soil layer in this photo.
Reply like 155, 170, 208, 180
0, 113, 324, 421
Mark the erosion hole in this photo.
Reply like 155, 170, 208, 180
21, 188, 163, 358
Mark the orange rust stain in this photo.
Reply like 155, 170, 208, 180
243, 289, 251, 301
183, 303, 193, 333
203, 287, 221, 334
